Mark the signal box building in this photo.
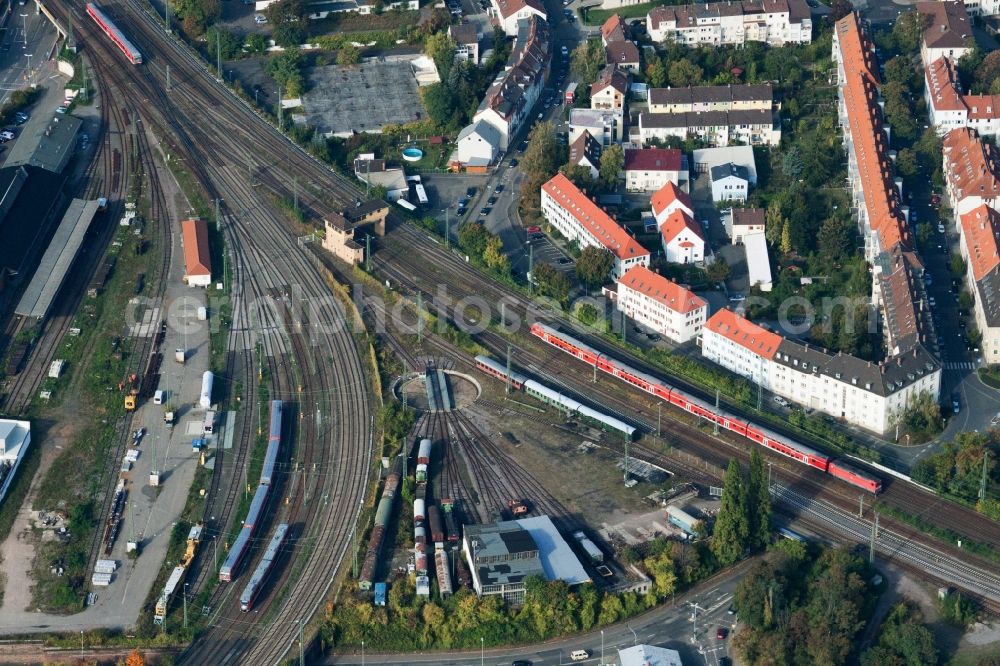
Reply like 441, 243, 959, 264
321, 200, 390, 266
181, 219, 212, 287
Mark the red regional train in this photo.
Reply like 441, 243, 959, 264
530, 322, 882, 493
86, 3, 143, 65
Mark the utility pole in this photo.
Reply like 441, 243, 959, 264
216, 38, 221, 81
592, 359, 597, 383
714, 389, 720, 435
183, 583, 189, 628
293, 177, 299, 214
365, 235, 372, 271
505, 344, 512, 396
215, 198, 221, 232
352, 512, 359, 578
657, 403, 662, 439
623, 432, 629, 485
690, 602, 703, 644
980, 450, 990, 502
416, 292, 424, 343
166, 64, 170, 92
528, 243, 534, 291
165, 2, 170, 33
500, 301, 506, 329
620, 311, 626, 343
757, 382, 762, 411
858, 494, 864, 518
444, 207, 449, 247
277, 85, 283, 127
869, 512, 879, 564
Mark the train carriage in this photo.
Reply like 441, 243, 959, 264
239, 523, 289, 611
529, 322, 882, 494
523, 379, 636, 439
474, 355, 529, 389
86, 3, 143, 64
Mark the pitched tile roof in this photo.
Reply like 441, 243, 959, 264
181, 218, 212, 278
605, 40, 640, 66
619, 265, 706, 314
710, 162, 749, 181
601, 13, 628, 42
648, 83, 772, 107
943, 127, 1000, 202
650, 181, 693, 218
731, 207, 765, 228
925, 57, 965, 111
660, 209, 704, 245
639, 109, 776, 129
624, 148, 682, 172
541, 173, 649, 262
567, 130, 602, 167
648, 0, 810, 31
704, 308, 781, 359
493, 0, 545, 19
592, 65, 629, 95
476, 16, 549, 122
835, 13, 910, 254
449, 22, 478, 45
959, 204, 1000, 280
917, 1, 971, 51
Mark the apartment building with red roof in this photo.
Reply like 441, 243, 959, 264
616, 265, 707, 343
956, 203, 1000, 362
591, 65, 629, 112
540, 173, 650, 278
623, 147, 687, 192
489, 0, 546, 35
647, 0, 812, 47
700, 309, 941, 434
943, 127, 1000, 215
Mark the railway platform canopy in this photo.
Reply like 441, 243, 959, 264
4, 114, 82, 174
15, 198, 99, 318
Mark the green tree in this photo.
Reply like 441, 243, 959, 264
265, 49, 305, 97
781, 145, 805, 180
263, 0, 305, 24
244, 33, 268, 53
575, 301, 601, 327
272, 23, 306, 48
706, 257, 730, 284
532, 262, 571, 305
746, 449, 772, 551
597, 593, 624, 625
571, 40, 605, 86
951, 253, 967, 277
712, 459, 749, 566
560, 163, 593, 187
883, 55, 916, 87
861, 602, 938, 666
646, 58, 667, 88
337, 45, 362, 66
575, 247, 614, 288
780, 223, 793, 255
520, 122, 561, 215
765, 199, 786, 246
643, 549, 678, 599
976, 50, 1000, 93
893, 10, 931, 54
817, 215, 854, 262
598, 144, 624, 189
483, 235, 510, 276
421, 83, 455, 129
882, 80, 918, 141
206, 27, 242, 61
895, 147, 919, 180
829, 0, 854, 21
424, 32, 456, 82
897, 391, 944, 441
578, 583, 599, 630
458, 222, 491, 257
668, 58, 703, 87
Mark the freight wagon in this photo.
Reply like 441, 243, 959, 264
359, 457, 404, 589
529, 323, 883, 494
417, 438, 432, 465
435, 549, 453, 596
572, 531, 603, 563
428, 505, 445, 544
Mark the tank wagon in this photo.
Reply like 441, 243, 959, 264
359, 457, 404, 589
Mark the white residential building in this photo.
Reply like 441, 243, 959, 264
489, 0, 547, 35
925, 56, 1000, 141
0, 419, 30, 504
567, 130, 602, 180
616, 265, 707, 343
623, 148, 687, 192
648, 84, 773, 114
942, 127, 1000, 216
455, 120, 501, 170
591, 66, 629, 112
701, 309, 941, 435
726, 207, 765, 242
650, 181, 694, 226
638, 109, 780, 147
692, 145, 758, 183
541, 173, 650, 278
570, 108, 622, 145
647, 0, 812, 47
918, 2, 974, 68
450, 23, 480, 63
659, 210, 705, 264
710, 163, 750, 202
469, 16, 549, 152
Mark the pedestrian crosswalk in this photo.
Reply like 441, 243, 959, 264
944, 361, 978, 370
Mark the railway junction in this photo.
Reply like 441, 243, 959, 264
0, 0, 999, 663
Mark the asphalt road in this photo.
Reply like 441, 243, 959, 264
323, 560, 749, 665
0, 7, 57, 105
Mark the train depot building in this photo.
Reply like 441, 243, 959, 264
463, 515, 589, 604
181, 218, 212, 287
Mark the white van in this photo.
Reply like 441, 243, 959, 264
570, 650, 589, 661
153, 390, 164, 405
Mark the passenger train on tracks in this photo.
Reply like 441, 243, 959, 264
86, 3, 143, 65
528, 323, 882, 494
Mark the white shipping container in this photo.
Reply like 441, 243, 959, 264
48, 360, 65, 378
91, 572, 113, 586
95, 559, 117, 573
197, 306, 207, 321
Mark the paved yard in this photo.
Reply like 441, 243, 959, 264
301, 61, 424, 135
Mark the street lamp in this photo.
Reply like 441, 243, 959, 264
24, 53, 31, 83
481, 637, 484, 666
627, 623, 637, 646
20, 14, 27, 48
601, 629, 605, 665
361, 640, 365, 666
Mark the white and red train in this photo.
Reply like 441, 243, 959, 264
86, 3, 143, 65
529, 323, 882, 494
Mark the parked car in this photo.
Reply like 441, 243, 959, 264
456, 206, 467, 216
773, 396, 789, 407
487, 196, 497, 205
937, 223, 946, 233
717, 627, 728, 640
557, 257, 572, 265
466, 186, 477, 197
526, 225, 541, 234
254, 13, 267, 23
952, 392, 961, 414
495, 184, 504, 193
509, 158, 518, 167
729, 293, 746, 302
480, 207, 491, 216
0, 130, 14, 140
